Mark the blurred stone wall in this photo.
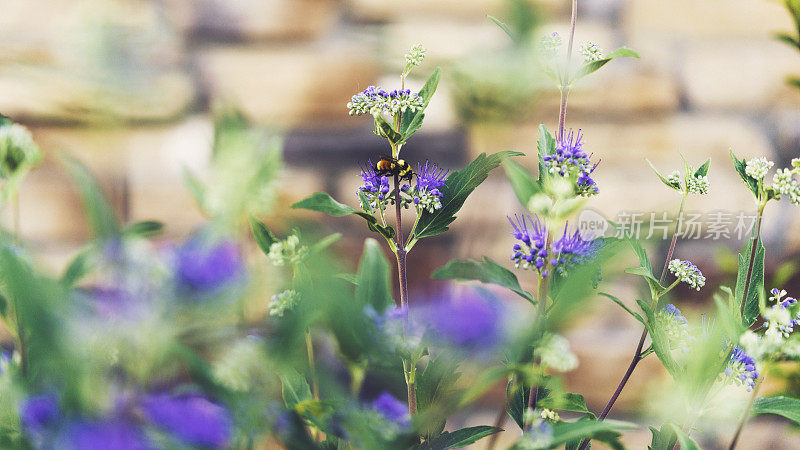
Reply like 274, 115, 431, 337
2, 0, 800, 444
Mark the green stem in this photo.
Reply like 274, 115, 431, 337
403, 359, 418, 415
557, 0, 578, 140
728, 371, 765, 450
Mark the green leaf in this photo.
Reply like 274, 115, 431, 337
355, 239, 395, 311
752, 396, 800, 424
292, 192, 395, 241
637, 300, 681, 379
487, 14, 515, 41
280, 369, 313, 410
250, 216, 278, 256
401, 68, 442, 138
549, 418, 636, 449
646, 159, 681, 191
417, 355, 463, 437
503, 158, 542, 207
62, 156, 121, 239
183, 168, 207, 212
669, 423, 700, 450
431, 257, 535, 303
375, 114, 402, 144
648, 422, 699, 450
693, 158, 711, 177
537, 124, 556, 160
600, 293, 646, 326
539, 392, 591, 414
422, 426, 501, 449
735, 230, 765, 326
730, 149, 759, 198
506, 379, 530, 430
309, 233, 341, 254
413, 151, 523, 239
123, 221, 164, 238
628, 239, 654, 274
61, 246, 95, 287
776, 32, 800, 51
626, 266, 666, 295
574, 47, 639, 81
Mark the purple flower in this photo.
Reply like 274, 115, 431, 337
726, 345, 759, 391
371, 392, 410, 427
20, 394, 60, 435
543, 129, 599, 197
422, 291, 504, 351
56, 420, 152, 450
509, 214, 548, 272
142, 393, 232, 448
175, 234, 243, 292
661, 304, 688, 324
410, 161, 448, 213
358, 161, 391, 208
347, 86, 424, 116
550, 225, 602, 274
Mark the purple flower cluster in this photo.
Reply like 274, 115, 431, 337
421, 291, 504, 351
407, 161, 448, 213
550, 225, 603, 275
347, 86, 425, 117
19, 392, 232, 449
509, 215, 600, 276
142, 393, 232, 448
542, 129, 599, 197
661, 304, 688, 324
725, 345, 759, 391
358, 162, 391, 210
175, 234, 243, 292
371, 392, 410, 427
769, 288, 800, 336
509, 214, 549, 273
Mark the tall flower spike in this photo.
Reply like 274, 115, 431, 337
543, 129, 599, 197
745, 157, 774, 180
668, 259, 706, 290
411, 161, 448, 213
508, 214, 548, 273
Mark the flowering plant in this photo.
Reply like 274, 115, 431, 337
0, 1, 799, 449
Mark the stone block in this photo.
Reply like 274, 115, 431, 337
198, 44, 380, 127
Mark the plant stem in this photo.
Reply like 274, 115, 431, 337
557, 0, 579, 140
739, 204, 764, 317
526, 268, 549, 429
486, 376, 511, 450
728, 372, 765, 450
305, 330, 320, 440
403, 359, 418, 415
577, 196, 687, 450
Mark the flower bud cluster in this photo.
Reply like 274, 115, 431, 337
773, 167, 800, 205
539, 32, 562, 58
668, 259, 706, 290
745, 157, 774, 180
347, 86, 425, 117
267, 235, 307, 267
268, 289, 299, 317
655, 304, 692, 352
534, 332, 578, 372
580, 41, 604, 62
405, 44, 426, 68
685, 165, 710, 194
542, 129, 599, 197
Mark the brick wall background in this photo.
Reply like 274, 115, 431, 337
2, 0, 800, 447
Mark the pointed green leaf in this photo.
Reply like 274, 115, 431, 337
646, 159, 681, 191
374, 114, 402, 144
487, 14, 515, 41
506, 379, 530, 430
600, 293, 646, 325
309, 233, 341, 254
292, 192, 395, 241
123, 221, 164, 238
693, 158, 711, 177
503, 158, 542, 207
413, 151, 524, 239
432, 257, 534, 303
548, 418, 636, 449
355, 239, 395, 311
250, 216, 278, 256
638, 300, 681, 379
752, 396, 800, 424
401, 68, 441, 138
183, 168, 207, 212
538, 392, 591, 414
61, 246, 96, 287
280, 369, 313, 410
421, 426, 502, 449
574, 47, 639, 81
736, 231, 765, 326
730, 149, 759, 198
63, 156, 120, 239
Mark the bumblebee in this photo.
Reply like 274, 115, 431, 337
375, 155, 414, 182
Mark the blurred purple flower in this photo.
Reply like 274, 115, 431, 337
422, 291, 504, 350
20, 394, 60, 435
371, 392, 410, 427
142, 393, 232, 448
175, 234, 243, 292
56, 419, 152, 450
550, 225, 602, 275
